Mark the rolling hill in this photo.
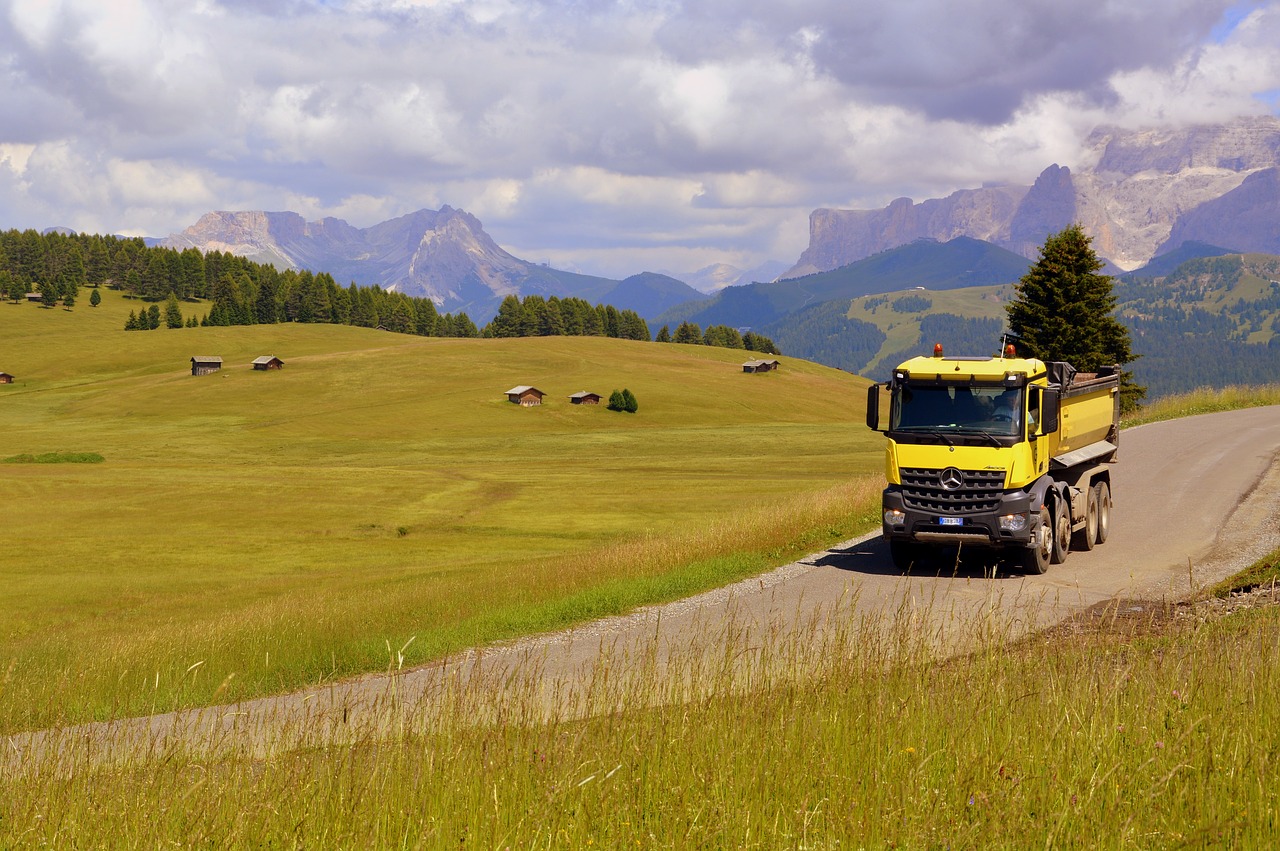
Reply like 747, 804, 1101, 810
0, 288, 878, 731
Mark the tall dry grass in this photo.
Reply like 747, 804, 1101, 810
4, 577, 1278, 848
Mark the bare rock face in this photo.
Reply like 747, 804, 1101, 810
164, 206, 530, 314
784, 116, 1280, 276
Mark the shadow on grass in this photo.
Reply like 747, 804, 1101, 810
815, 535, 1027, 580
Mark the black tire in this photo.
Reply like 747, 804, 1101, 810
1050, 497, 1071, 564
889, 539, 921, 572
1020, 505, 1052, 575
1094, 481, 1111, 545
1072, 486, 1098, 552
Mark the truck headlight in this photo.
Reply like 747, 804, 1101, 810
998, 513, 1028, 532
884, 509, 906, 526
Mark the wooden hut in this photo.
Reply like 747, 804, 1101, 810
505, 386, 545, 407
191, 356, 223, 376
0, 372, 14, 384
568, 391, 602, 405
252, 356, 285, 371
742, 358, 780, 373
25, 292, 42, 303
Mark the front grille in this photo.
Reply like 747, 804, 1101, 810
900, 467, 1005, 515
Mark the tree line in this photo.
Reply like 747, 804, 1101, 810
484, 294, 651, 340
654, 321, 780, 353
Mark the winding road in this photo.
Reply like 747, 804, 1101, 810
8, 406, 1280, 762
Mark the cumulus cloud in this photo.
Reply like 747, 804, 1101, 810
0, 0, 1277, 275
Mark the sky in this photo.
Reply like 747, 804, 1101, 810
2, 0, 1279, 280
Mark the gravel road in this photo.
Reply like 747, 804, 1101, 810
9, 405, 1280, 764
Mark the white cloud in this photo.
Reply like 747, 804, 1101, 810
0, 0, 1277, 275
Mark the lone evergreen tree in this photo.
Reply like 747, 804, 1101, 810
89, 288, 101, 308
1006, 224, 1144, 411
164, 292, 184, 328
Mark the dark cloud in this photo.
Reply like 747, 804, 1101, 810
655, 0, 1235, 123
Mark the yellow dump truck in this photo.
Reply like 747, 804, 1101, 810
865, 345, 1121, 574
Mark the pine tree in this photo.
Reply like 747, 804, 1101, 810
125, 310, 139, 331
146, 304, 161, 330
655, 325, 671, 343
1006, 224, 1145, 410
621, 388, 638, 413
607, 389, 626, 411
164, 292, 184, 328
89, 288, 101, 308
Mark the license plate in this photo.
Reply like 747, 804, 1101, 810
939, 517, 964, 526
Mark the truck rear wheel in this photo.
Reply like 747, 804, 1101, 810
1094, 481, 1111, 545
889, 540, 921, 572
1050, 498, 1071, 564
1020, 505, 1052, 575
1072, 486, 1099, 552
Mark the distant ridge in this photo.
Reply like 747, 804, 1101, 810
657, 237, 1029, 330
162, 208, 700, 322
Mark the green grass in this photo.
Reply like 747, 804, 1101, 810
6, 573, 1279, 848
1, 451, 104, 463
846, 284, 1012, 368
5, 289, 1280, 847
0, 289, 883, 732
1121, 384, 1280, 428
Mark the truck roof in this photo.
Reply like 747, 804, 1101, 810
893, 353, 1047, 382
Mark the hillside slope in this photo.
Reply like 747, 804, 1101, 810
0, 289, 878, 729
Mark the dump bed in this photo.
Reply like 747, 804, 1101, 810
1050, 363, 1121, 462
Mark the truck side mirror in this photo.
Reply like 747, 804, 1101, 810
866, 383, 882, 431
1040, 387, 1061, 434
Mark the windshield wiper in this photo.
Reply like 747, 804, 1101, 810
966, 429, 1003, 447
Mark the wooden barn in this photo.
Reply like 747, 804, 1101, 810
505, 385, 545, 406
25, 292, 42, 303
191, 356, 223, 376
742, 358, 780, 373
252, 356, 285, 371
0, 372, 13, 384
568, 391, 602, 405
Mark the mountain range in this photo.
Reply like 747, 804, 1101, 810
162, 207, 703, 321
784, 116, 1280, 277
157, 116, 1280, 329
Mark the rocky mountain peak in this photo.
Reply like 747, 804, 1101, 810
785, 116, 1280, 276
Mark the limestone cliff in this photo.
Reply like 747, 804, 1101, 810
784, 116, 1280, 277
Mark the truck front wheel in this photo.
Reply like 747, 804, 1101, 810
1020, 505, 1052, 575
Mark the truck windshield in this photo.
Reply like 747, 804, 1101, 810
891, 384, 1023, 437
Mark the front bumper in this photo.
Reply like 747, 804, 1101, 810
881, 486, 1036, 549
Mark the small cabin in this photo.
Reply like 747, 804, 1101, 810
252, 356, 284, 371
191, 356, 223, 376
25, 292, 42, 303
505, 385, 545, 407
0, 372, 13, 384
568, 391, 601, 405
742, 359, 780, 373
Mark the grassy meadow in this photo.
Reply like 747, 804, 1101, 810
6, 554, 1280, 848
0, 289, 884, 732
4, 291, 1280, 847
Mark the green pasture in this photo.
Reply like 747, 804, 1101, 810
0, 290, 882, 731
846, 284, 1011, 367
